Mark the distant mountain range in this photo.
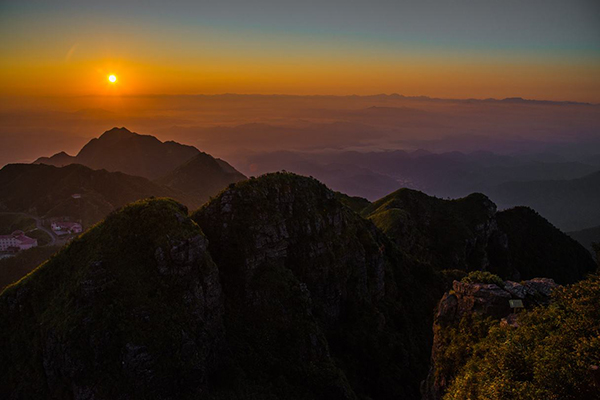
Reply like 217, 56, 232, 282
491, 170, 600, 231
568, 225, 600, 253
238, 149, 600, 231
34, 126, 244, 182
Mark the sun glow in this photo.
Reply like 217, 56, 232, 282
108, 74, 117, 83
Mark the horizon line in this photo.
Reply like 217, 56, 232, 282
0, 93, 595, 106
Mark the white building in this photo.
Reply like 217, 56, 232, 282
51, 221, 83, 235
0, 231, 38, 252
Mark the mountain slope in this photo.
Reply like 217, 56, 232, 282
33, 151, 76, 167
1, 199, 224, 399
1, 174, 445, 400
33, 127, 246, 208
191, 172, 443, 399
491, 170, 600, 231
0, 163, 186, 226
363, 188, 596, 283
155, 153, 246, 209
34, 127, 245, 184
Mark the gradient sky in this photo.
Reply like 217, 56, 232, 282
1, 0, 599, 101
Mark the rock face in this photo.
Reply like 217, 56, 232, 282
1, 199, 224, 399
362, 188, 596, 284
422, 278, 558, 400
192, 173, 444, 399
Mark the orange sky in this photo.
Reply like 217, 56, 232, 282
1, 1, 599, 102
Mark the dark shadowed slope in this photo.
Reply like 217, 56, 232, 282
0, 163, 186, 226
155, 153, 246, 209
496, 207, 597, 284
191, 172, 443, 399
363, 188, 596, 284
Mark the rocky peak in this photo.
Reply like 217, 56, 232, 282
423, 276, 558, 400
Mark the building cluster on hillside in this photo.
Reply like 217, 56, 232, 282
0, 231, 38, 252
51, 221, 83, 236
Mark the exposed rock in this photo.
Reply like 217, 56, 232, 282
193, 172, 443, 399
422, 277, 558, 400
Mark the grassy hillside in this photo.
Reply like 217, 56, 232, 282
155, 152, 246, 209
362, 188, 596, 284
0, 163, 188, 226
1, 199, 223, 399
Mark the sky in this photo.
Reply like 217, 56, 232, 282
1, 0, 599, 101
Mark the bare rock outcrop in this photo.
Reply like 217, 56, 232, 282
422, 277, 558, 400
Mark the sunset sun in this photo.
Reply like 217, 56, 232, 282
108, 74, 117, 83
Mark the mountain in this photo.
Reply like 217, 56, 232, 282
34, 127, 245, 183
1, 199, 224, 399
490, 170, 600, 231
33, 151, 75, 167
362, 188, 596, 284
568, 225, 600, 253
1, 172, 596, 399
0, 163, 186, 226
155, 153, 245, 209
1, 174, 444, 400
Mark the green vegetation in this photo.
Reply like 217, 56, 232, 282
0, 214, 36, 234
461, 271, 504, 287
0, 245, 61, 290
334, 191, 371, 213
362, 189, 503, 273
0, 214, 52, 245
0, 163, 185, 226
434, 314, 496, 394
1, 198, 223, 399
1, 170, 597, 400
361, 188, 596, 284
443, 275, 600, 400
23, 229, 52, 246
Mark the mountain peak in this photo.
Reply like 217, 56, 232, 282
99, 126, 134, 138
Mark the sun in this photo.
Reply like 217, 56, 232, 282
108, 74, 117, 83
